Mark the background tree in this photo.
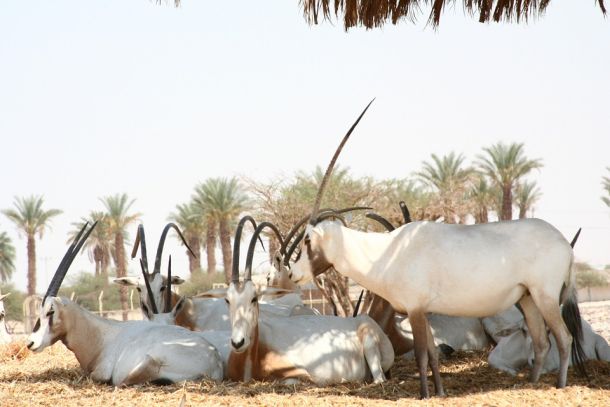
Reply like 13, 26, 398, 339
0, 231, 16, 282
68, 212, 114, 279
477, 142, 542, 221
168, 201, 205, 274
416, 152, 474, 223
602, 167, 610, 209
194, 178, 249, 283
469, 176, 494, 224
2, 196, 62, 295
100, 194, 140, 321
514, 181, 542, 219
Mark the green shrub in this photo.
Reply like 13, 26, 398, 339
0, 283, 26, 322
178, 271, 227, 297
575, 267, 608, 289
58, 272, 123, 312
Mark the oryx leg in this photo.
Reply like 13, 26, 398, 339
359, 323, 386, 384
531, 292, 572, 388
117, 355, 162, 386
518, 295, 550, 383
410, 310, 431, 399
426, 321, 445, 396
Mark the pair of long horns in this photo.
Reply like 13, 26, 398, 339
140, 255, 173, 314
231, 216, 266, 284
132, 223, 196, 275
365, 201, 412, 232
44, 221, 98, 304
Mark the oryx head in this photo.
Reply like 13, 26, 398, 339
114, 223, 190, 318
226, 220, 286, 353
287, 100, 374, 285
28, 221, 96, 351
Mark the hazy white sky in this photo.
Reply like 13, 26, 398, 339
1, 1, 609, 293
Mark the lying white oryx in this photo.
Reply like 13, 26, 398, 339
27, 222, 224, 386
287, 101, 587, 398
489, 318, 610, 376
0, 290, 11, 344
216, 221, 394, 384
116, 222, 313, 331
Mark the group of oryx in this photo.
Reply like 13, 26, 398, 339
24, 101, 609, 398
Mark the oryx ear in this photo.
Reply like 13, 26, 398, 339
0, 292, 10, 301
172, 297, 187, 316
113, 277, 140, 287
170, 276, 185, 285
193, 288, 227, 299
260, 287, 294, 298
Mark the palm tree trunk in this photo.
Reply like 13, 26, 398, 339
501, 184, 513, 221
206, 217, 217, 274
93, 246, 102, 277
218, 218, 232, 283
26, 234, 36, 296
519, 205, 527, 219
114, 233, 129, 321
188, 236, 201, 273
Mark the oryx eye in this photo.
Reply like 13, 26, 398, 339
251, 297, 258, 304
160, 287, 166, 292
46, 310, 55, 317
136, 287, 141, 292
224, 298, 230, 305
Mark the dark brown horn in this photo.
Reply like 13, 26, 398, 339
366, 213, 395, 232
165, 256, 172, 313
309, 99, 375, 225
244, 222, 284, 282
140, 258, 158, 314
352, 289, 365, 317
280, 206, 372, 254
399, 201, 411, 224
153, 223, 195, 275
232, 216, 262, 284
570, 228, 582, 248
44, 221, 98, 304
131, 224, 149, 274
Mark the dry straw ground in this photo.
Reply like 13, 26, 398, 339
1, 303, 608, 406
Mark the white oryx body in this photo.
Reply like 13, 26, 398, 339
290, 218, 583, 397
224, 281, 394, 385
0, 291, 11, 344
489, 319, 610, 375
26, 297, 224, 386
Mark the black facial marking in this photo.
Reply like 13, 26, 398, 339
224, 298, 230, 305
33, 318, 41, 333
251, 296, 258, 304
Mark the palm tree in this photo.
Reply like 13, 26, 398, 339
100, 194, 140, 320
416, 152, 474, 223
68, 212, 114, 278
2, 196, 62, 295
0, 231, 16, 282
168, 201, 205, 274
469, 176, 494, 224
602, 167, 610, 209
514, 181, 542, 219
477, 142, 543, 221
193, 178, 249, 282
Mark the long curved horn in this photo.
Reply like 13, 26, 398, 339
244, 222, 284, 281
140, 258, 158, 314
570, 228, 582, 248
44, 221, 98, 304
309, 99, 375, 225
131, 224, 149, 274
232, 216, 262, 284
280, 206, 372, 254
152, 223, 196, 275
165, 256, 172, 313
366, 213, 395, 232
399, 201, 411, 224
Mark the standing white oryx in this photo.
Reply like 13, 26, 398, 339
27, 222, 224, 386
0, 290, 11, 344
217, 219, 394, 384
287, 101, 587, 398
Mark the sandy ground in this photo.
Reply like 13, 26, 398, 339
0, 301, 607, 406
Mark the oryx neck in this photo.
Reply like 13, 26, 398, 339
60, 302, 114, 374
322, 224, 393, 292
